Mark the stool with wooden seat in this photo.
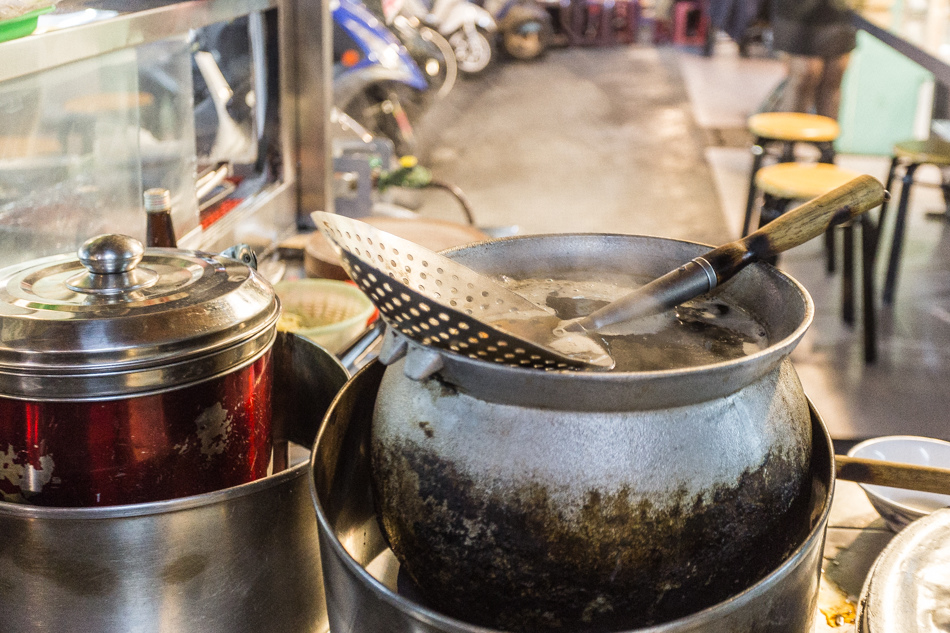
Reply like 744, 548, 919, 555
879, 137, 950, 305
754, 162, 881, 362
743, 112, 841, 237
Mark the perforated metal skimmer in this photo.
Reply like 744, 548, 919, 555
314, 212, 602, 370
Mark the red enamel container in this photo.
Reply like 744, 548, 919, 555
0, 235, 280, 507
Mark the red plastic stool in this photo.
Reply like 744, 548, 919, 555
559, 0, 640, 46
672, 0, 708, 46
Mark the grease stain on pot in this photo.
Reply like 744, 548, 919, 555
195, 403, 232, 456
373, 439, 810, 632
1, 445, 54, 502
161, 553, 210, 585
3, 532, 118, 596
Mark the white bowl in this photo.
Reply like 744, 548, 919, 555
848, 436, 950, 532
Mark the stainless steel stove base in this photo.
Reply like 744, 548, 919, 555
311, 360, 835, 633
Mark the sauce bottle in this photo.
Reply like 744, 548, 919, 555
144, 188, 177, 248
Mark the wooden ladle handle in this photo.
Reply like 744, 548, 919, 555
836, 455, 950, 496
704, 175, 888, 283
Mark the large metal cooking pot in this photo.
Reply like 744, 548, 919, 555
0, 234, 280, 506
311, 360, 834, 633
368, 234, 815, 630
0, 332, 348, 633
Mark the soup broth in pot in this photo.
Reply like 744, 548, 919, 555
500, 276, 770, 372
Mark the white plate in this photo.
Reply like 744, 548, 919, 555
858, 508, 950, 633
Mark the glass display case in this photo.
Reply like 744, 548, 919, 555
0, 0, 331, 267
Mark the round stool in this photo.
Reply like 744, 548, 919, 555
755, 162, 880, 362
879, 137, 950, 305
743, 112, 841, 237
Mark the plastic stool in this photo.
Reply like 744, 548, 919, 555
755, 162, 881, 362
743, 113, 840, 237
672, 1, 708, 47
879, 137, 950, 305
559, 0, 640, 46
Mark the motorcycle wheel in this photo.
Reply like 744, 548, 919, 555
448, 26, 496, 77
420, 26, 458, 99
343, 86, 418, 158
501, 17, 551, 60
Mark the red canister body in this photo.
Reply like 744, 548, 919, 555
0, 353, 272, 507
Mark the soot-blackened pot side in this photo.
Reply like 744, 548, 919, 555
372, 436, 810, 632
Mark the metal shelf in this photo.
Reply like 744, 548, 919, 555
0, 0, 277, 83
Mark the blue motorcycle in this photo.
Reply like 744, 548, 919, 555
333, 0, 430, 157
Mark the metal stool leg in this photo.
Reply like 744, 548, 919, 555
876, 155, 901, 260
842, 223, 855, 325
757, 194, 789, 226
825, 225, 837, 274
813, 141, 838, 272
882, 156, 900, 201
742, 138, 766, 236
779, 141, 795, 163
860, 214, 878, 363
758, 193, 790, 266
817, 141, 836, 164
938, 167, 950, 219
818, 141, 839, 273
883, 162, 919, 305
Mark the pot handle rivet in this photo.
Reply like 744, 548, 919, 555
78, 235, 144, 275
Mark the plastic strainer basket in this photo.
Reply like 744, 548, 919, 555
274, 279, 375, 353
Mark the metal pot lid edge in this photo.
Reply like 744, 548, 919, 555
0, 235, 280, 395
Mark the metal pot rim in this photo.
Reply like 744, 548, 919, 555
440, 232, 815, 376
411, 268, 812, 378
397, 233, 816, 410
0, 329, 277, 401
0, 238, 281, 398
0, 458, 309, 520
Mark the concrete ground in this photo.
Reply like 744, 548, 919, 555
411, 39, 950, 441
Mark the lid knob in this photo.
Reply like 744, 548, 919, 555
78, 235, 144, 275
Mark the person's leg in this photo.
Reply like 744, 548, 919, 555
815, 53, 850, 119
777, 55, 824, 114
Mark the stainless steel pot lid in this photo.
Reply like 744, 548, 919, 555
0, 234, 280, 400
857, 507, 950, 633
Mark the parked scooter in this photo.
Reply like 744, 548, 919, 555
390, 14, 458, 99
359, 0, 458, 98
331, 108, 519, 239
363, 0, 459, 101
332, 0, 430, 156
476, 0, 552, 60
394, 0, 498, 77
